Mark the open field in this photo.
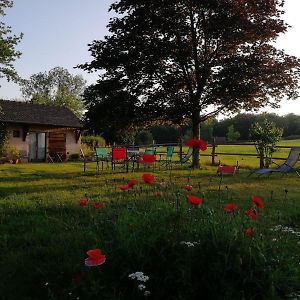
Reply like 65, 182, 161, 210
152, 139, 300, 169
1, 160, 300, 299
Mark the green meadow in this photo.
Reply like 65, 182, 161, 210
1, 144, 300, 299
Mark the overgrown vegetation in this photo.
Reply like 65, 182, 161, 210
1, 163, 300, 299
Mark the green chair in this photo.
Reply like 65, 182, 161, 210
144, 147, 156, 155
159, 146, 174, 170
95, 147, 110, 173
142, 147, 157, 171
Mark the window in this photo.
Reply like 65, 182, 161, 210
13, 130, 21, 138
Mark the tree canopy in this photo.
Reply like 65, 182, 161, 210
80, 0, 300, 167
21, 67, 86, 118
0, 0, 22, 84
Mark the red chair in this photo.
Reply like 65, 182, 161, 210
111, 147, 128, 172
216, 162, 239, 176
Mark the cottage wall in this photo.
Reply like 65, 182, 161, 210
66, 131, 81, 158
6, 125, 81, 161
7, 125, 28, 153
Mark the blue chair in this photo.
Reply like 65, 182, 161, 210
250, 147, 300, 177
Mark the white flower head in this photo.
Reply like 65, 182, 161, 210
138, 284, 146, 290
129, 272, 149, 282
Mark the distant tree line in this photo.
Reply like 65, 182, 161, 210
213, 113, 300, 141
130, 113, 300, 145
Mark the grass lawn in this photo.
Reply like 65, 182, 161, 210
1, 160, 300, 299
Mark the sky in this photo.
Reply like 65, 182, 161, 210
0, 0, 300, 117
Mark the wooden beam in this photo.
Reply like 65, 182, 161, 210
22, 125, 29, 141
75, 129, 81, 143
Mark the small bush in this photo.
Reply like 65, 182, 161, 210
82, 136, 106, 148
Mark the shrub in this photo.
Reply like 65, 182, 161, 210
249, 119, 283, 168
81, 136, 106, 148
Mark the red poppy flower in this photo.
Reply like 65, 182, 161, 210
85, 249, 106, 267
184, 185, 193, 191
224, 203, 238, 213
142, 173, 155, 184
155, 191, 162, 197
128, 179, 137, 188
79, 198, 88, 206
252, 196, 264, 209
246, 209, 257, 220
186, 139, 207, 151
119, 185, 129, 191
140, 154, 156, 164
93, 202, 104, 209
187, 195, 202, 206
246, 227, 257, 236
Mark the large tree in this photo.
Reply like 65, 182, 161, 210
83, 79, 139, 143
0, 0, 22, 83
79, 0, 300, 167
21, 67, 86, 118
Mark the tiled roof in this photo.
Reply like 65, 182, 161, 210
0, 100, 83, 128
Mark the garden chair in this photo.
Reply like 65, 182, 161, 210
250, 147, 300, 177
95, 147, 110, 173
144, 147, 156, 155
80, 148, 97, 173
158, 146, 174, 170
180, 147, 193, 164
216, 162, 239, 176
127, 146, 141, 171
111, 147, 129, 172
140, 147, 157, 171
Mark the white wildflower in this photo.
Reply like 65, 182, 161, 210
180, 241, 199, 247
144, 290, 151, 296
128, 272, 149, 282
271, 225, 300, 239
138, 284, 146, 290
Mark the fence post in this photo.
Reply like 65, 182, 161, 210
211, 137, 216, 165
179, 138, 183, 161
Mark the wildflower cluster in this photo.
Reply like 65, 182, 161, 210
271, 225, 300, 238
128, 272, 150, 296
180, 241, 200, 247
79, 197, 104, 209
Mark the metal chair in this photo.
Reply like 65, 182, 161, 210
159, 146, 174, 170
111, 147, 129, 172
95, 147, 110, 173
250, 147, 300, 177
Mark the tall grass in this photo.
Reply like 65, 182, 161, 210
0, 163, 300, 299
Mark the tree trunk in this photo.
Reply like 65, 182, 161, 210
259, 145, 264, 168
192, 110, 200, 168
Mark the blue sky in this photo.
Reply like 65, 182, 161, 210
0, 0, 299, 116
0, 0, 113, 95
